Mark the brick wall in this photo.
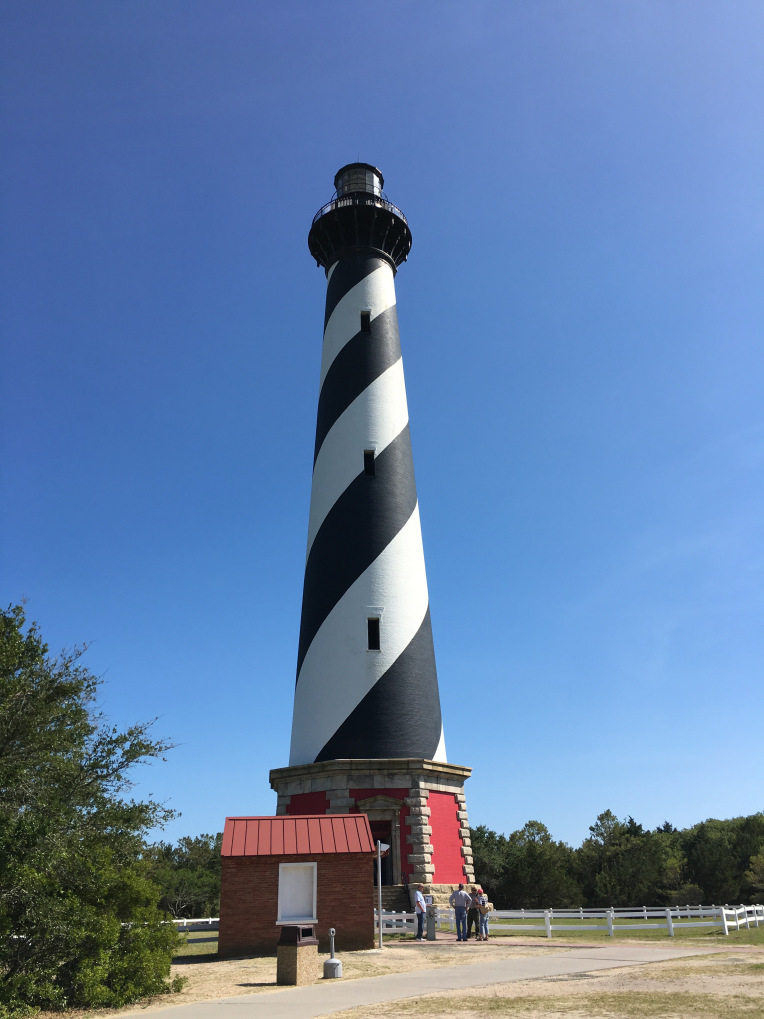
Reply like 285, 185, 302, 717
218, 852, 374, 957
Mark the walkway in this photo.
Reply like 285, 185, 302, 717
141, 943, 715, 1019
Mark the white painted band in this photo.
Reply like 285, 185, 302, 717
319, 264, 397, 390
306, 358, 410, 558
290, 503, 430, 766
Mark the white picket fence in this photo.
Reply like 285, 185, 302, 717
374, 909, 417, 934
172, 917, 219, 931
173, 905, 764, 939
376, 904, 764, 938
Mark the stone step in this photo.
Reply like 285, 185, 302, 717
379, 885, 412, 912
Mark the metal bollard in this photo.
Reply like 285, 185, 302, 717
426, 905, 437, 941
323, 927, 342, 979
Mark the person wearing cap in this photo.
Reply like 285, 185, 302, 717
466, 885, 481, 940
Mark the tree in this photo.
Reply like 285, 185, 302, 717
744, 852, 764, 898
470, 825, 512, 905
145, 833, 223, 918
0, 603, 182, 1011
505, 821, 580, 908
577, 811, 670, 906
470, 822, 580, 908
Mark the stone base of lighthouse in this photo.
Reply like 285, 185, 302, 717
269, 759, 475, 904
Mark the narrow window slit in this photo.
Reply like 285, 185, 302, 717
363, 450, 376, 477
367, 617, 381, 651
360, 310, 371, 333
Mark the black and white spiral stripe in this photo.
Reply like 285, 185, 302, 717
289, 253, 446, 766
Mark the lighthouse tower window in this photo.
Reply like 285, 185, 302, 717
360, 310, 371, 333
363, 450, 376, 477
367, 617, 381, 651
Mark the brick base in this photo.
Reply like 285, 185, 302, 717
269, 759, 475, 886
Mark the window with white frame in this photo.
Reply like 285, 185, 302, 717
277, 862, 317, 923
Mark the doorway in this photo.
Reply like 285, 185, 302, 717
370, 820, 393, 885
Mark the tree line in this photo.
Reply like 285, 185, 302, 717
470, 811, 764, 909
144, 811, 764, 922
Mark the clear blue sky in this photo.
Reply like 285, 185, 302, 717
2, 1, 762, 848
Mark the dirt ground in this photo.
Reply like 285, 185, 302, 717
105, 935, 764, 1019
321, 949, 764, 1018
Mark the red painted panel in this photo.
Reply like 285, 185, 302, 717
333, 817, 350, 853
242, 819, 257, 855
318, 816, 336, 853
400, 802, 413, 877
271, 819, 284, 855
257, 819, 272, 856
285, 791, 330, 815
231, 819, 247, 857
428, 791, 465, 884
307, 817, 323, 853
356, 814, 374, 853
221, 819, 235, 856
295, 817, 310, 855
283, 818, 297, 855
344, 816, 363, 853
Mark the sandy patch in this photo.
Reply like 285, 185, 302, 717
109, 940, 569, 1015
44, 938, 764, 1019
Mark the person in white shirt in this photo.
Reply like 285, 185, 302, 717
414, 883, 426, 940
448, 883, 472, 941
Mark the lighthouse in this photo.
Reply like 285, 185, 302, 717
270, 165, 474, 900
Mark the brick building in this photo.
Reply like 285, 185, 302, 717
218, 813, 375, 957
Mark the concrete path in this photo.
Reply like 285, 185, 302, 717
145, 943, 714, 1019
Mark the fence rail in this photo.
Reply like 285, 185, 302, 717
376, 904, 764, 939
172, 917, 219, 931
172, 904, 764, 939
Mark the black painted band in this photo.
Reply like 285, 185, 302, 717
296, 424, 418, 680
323, 253, 390, 329
314, 305, 403, 465
315, 607, 442, 761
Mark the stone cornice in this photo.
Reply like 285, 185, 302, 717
269, 759, 472, 789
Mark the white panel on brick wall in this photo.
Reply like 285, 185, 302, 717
277, 862, 317, 923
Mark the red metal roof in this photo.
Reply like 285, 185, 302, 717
221, 814, 375, 857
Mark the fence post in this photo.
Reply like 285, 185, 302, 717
665, 908, 674, 937
742, 904, 750, 930
544, 910, 552, 939
606, 909, 614, 938
579, 906, 584, 920
642, 905, 648, 920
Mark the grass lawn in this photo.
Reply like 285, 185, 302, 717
480, 918, 764, 947
173, 931, 220, 960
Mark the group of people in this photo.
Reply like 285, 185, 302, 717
413, 882, 490, 942
449, 883, 490, 941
